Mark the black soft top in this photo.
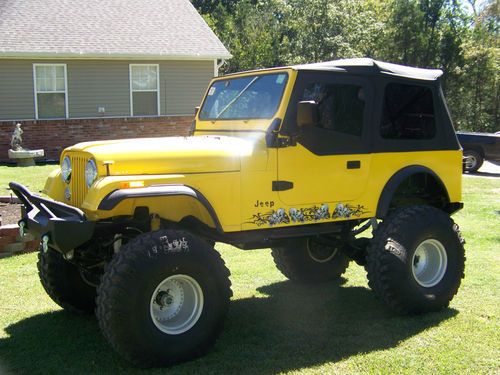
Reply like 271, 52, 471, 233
222, 58, 443, 82
292, 58, 443, 81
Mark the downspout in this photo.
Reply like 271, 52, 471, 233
215, 59, 226, 77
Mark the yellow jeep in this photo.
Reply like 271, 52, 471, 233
11, 58, 465, 367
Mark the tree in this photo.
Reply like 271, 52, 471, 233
192, 0, 499, 132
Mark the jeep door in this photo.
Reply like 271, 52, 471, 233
277, 72, 373, 206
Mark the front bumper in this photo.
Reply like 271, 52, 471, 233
9, 182, 95, 254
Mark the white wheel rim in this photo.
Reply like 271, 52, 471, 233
150, 274, 204, 335
465, 155, 477, 169
307, 239, 338, 263
412, 239, 448, 288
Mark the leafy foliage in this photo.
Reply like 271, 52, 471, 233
194, 0, 499, 132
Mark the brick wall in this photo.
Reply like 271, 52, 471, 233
0, 116, 193, 162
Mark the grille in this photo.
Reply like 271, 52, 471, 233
69, 155, 89, 207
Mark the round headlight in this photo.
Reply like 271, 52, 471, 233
61, 156, 72, 183
85, 159, 98, 187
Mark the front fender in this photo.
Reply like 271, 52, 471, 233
98, 184, 222, 231
43, 168, 65, 201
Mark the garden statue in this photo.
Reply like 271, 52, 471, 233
8, 123, 44, 166
10, 123, 24, 151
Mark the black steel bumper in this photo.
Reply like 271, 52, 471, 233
9, 182, 95, 254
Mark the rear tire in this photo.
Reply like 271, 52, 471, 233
366, 205, 465, 314
96, 230, 232, 367
271, 237, 350, 283
463, 149, 483, 172
38, 247, 96, 314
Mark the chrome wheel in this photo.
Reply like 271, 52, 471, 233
412, 239, 448, 288
307, 239, 338, 263
150, 274, 204, 335
464, 155, 477, 170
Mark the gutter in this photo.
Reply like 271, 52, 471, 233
0, 51, 233, 60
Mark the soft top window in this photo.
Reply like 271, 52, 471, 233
302, 82, 365, 137
199, 73, 288, 120
381, 83, 436, 140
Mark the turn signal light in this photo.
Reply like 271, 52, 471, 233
120, 181, 145, 189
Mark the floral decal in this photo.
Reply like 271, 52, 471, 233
248, 208, 290, 227
332, 203, 368, 218
248, 203, 368, 227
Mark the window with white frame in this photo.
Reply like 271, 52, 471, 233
130, 64, 159, 116
33, 64, 68, 119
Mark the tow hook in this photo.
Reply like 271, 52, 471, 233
18, 220, 25, 237
41, 235, 50, 253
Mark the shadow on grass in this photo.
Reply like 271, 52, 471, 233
465, 170, 500, 178
0, 280, 458, 374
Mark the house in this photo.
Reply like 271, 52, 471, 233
0, 0, 231, 161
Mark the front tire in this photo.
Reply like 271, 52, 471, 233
366, 206, 465, 314
271, 237, 350, 283
96, 230, 232, 367
38, 247, 96, 314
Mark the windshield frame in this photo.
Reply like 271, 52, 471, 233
198, 72, 290, 121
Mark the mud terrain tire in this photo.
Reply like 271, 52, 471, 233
38, 247, 96, 314
366, 205, 465, 314
96, 230, 232, 368
271, 237, 350, 283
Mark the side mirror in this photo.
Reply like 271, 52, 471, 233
297, 101, 318, 127
194, 106, 200, 116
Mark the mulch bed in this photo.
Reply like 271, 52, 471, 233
0, 202, 21, 226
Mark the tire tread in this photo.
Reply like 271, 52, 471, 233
271, 240, 350, 283
366, 205, 465, 314
37, 248, 96, 314
96, 230, 232, 367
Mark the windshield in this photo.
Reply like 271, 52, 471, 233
199, 73, 289, 120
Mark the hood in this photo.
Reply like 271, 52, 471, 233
67, 136, 255, 175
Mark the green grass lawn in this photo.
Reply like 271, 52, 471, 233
0, 164, 57, 196
0, 170, 498, 374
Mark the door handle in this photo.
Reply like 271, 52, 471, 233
272, 180, 294, 191
347, 160, 361, 169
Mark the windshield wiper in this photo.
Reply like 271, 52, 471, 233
216, 76, 260, 119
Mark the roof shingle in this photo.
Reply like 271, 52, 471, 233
0, 0, 231, 59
